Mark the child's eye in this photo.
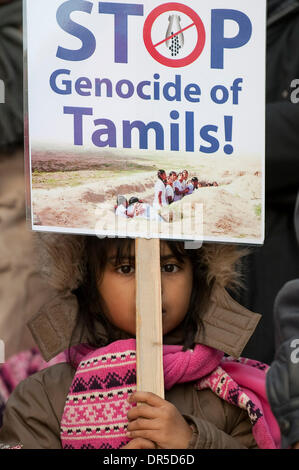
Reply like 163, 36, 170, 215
116, 265, 135, 275
161, 264, 180, 273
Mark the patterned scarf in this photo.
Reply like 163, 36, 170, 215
60, 339, 281, 449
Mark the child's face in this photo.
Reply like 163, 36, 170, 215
97, 241, 193, 336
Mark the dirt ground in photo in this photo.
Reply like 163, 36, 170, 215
31, 149, 263, 242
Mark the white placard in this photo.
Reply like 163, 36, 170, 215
24, 0, 266, 244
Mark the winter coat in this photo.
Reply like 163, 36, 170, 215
0, 290, 260, 449
266, 193, 299, 448
0, 236, 261, 449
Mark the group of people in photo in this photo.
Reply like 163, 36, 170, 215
115, 194, 163, 222
153, 169, 199, 210
114, 169, 215, 221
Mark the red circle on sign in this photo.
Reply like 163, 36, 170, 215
143, 2, 206, 68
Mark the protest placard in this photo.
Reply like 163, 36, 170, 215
24, 0, 266, 398
24, 0, 266, 244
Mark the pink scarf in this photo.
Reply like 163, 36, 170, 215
60, 339, 281, 450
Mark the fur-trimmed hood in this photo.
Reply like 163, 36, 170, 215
28, 233, 260, 362
33, 233, 246, 293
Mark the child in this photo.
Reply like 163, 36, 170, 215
115, 195, 128, 218
182, 169, 189, 190
0, 236, 280, 449
153, 169, 167, 210
126, 197, 161, 221
165, 175, 175, 204
173, 172, 185, 202
186, 177, 199, 195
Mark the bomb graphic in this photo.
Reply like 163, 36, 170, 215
166, 14, 184, 57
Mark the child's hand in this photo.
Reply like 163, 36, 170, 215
121, 438, 156, 449
126, 391, 193, 449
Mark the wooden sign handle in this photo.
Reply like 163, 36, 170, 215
135, 238, 164, 399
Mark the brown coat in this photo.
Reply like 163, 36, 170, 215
0, 236, 261, 449
0, 286, 260, 449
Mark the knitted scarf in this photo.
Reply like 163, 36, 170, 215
60, 339, 281, 450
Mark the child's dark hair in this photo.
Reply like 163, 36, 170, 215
128, 196, 140, 205
157, 169, 165, 180
72, 237, 212, 352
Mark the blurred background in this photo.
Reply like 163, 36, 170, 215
0, 0, 54, 361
